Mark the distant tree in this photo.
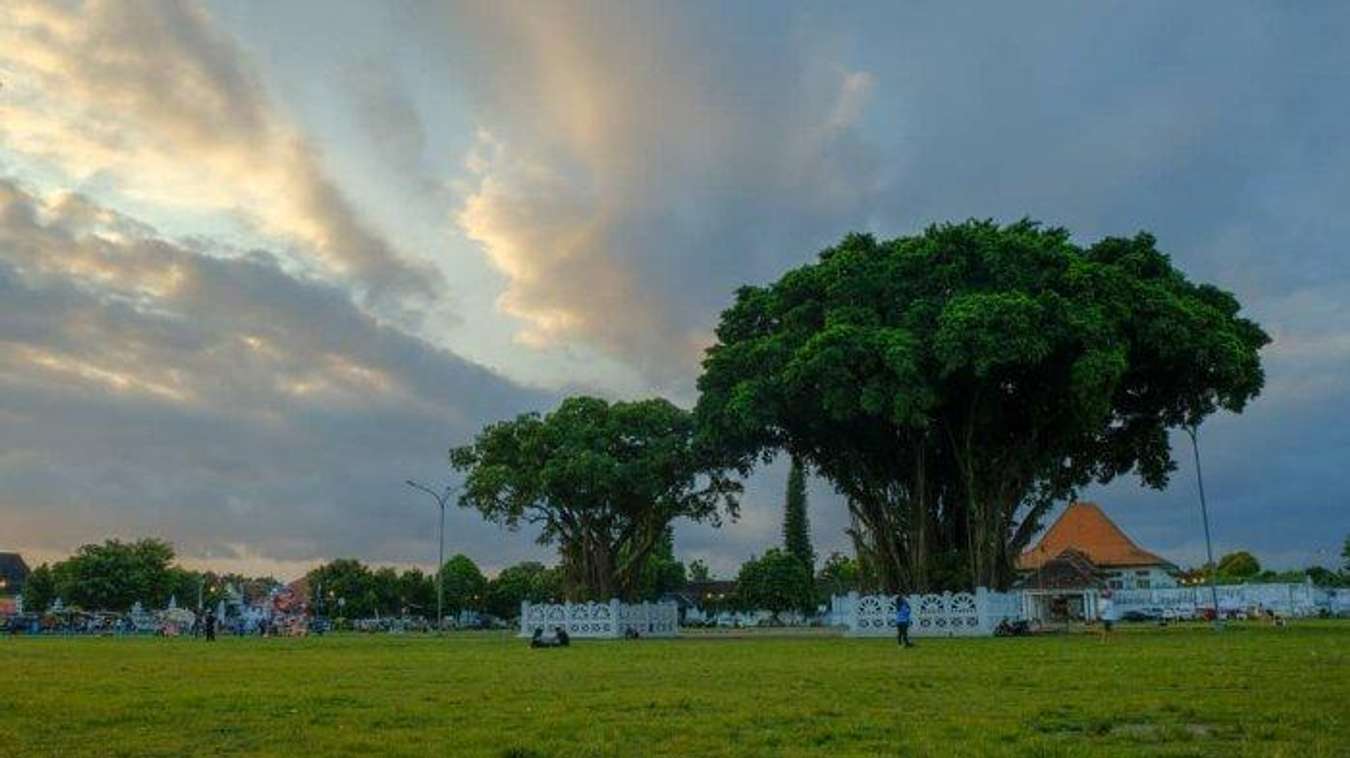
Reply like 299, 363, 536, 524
735, 548, 816, 619
484, 562, 568, 619
634, 527, 687, 600
1217, 551, 1261, 580
783, 457, 814, 570
439, 554, 487, 617
44, 538, 177, 611
687, 559, 713, 583
815, 551, 860, 599
307, 559, 375, 618
397, 569, 436, 617
22, 563, 57, 612
696, 221, 1269, 592
371, 566, 402, 616
1342, 534, 1350, 575
1305, 566, 1344, 588
451, 396, 740, 600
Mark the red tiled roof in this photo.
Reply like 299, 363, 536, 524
1017, 501, 1173, 570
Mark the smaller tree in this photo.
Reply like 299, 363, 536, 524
815, 551, 860, 599
307, 559, 375, 618
687, 559, 713, 584
483, 561, 563, 619
735, 549, 816, 620
22, 564, 57, 612
397, 569, 436, 617
1216, 551, 1261, 581
439, 554, 487, 618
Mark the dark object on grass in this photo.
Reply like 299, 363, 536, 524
994, 619, 1032, 637
530, 626, 571, 648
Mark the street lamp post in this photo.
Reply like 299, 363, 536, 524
406, 479, 456, 632
1185, 424, 1222, 630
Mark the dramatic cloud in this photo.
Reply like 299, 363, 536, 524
0, 0, 440, 316
451, 4, 888, 388
0, 178, 549, 573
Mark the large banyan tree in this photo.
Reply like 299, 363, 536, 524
450, 396, 740, 600
695, 220, 1268, 591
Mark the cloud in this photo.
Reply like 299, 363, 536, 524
448, 4, 888, 390
0, 0, 441, 316
0, 177, 550, 572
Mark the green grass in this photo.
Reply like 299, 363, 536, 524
2, 623, 1347, 756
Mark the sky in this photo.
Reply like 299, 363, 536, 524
1, 1, 1347, 581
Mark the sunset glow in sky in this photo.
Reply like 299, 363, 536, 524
2, 1, 1347, 579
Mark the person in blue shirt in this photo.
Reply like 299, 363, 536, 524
895, 597, 914, 648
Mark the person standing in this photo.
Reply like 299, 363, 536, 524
895, 596, 914, 648
1098, 590, 1115, 642
204, 609, 217, 642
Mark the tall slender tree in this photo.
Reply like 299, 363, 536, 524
783, 456, 814, 570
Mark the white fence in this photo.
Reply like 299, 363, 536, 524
834, 589, 1023, 637
520, 600, 679, 639
1111, 582, 1330, 618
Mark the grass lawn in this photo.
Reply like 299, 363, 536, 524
3, 622, 1347, 757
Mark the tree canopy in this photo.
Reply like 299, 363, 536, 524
697, 220, 1269, 591
450, 396, 740, 600
735, 548, 816, 617
483, 561, 564, 619
439, 554, 487, 617
1217, 551, 1262, 580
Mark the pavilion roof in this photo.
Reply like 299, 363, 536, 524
1016, 502, 1174, 571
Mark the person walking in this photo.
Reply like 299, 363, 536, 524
895, 596, 914, 648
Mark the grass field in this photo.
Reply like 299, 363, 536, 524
3, 623, 1347, 757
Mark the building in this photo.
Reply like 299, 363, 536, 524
1014, 502, 1178, 621
0, 552, 30, 597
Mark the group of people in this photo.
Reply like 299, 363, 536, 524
530, 626, 570, 648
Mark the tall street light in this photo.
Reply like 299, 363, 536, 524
406, 479, 455, 632
1185, 424, 1222, 630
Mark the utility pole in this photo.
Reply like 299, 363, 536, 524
406, 480, 456, 633
1185, 424, 1222, 630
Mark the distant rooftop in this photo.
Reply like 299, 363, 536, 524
1016, 502, 1174, 571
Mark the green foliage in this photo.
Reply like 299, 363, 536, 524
451, 395, 741, 600
815, 551, 859, 598
44, 539, 177, 611
307, 560, 429, 619
439, 554, 487, 617
1217, 551, 1261, 580
1342, 534, 1349, 574
22, 563, 57, 612
1304, 566, 1345, 588
735, 548, 816, 616
783, 456, 814, 570
484, 562, 563, 619
697, 220, 1269, 591
633, 527, 687, 600
687, 559, 712, 583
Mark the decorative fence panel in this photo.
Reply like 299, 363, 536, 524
838, 589, 1022, 637
520, 600, 678, 638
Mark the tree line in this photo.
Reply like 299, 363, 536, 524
451, 220, 1271, 596
21, 538, 278, 613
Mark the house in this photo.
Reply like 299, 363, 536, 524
0, 552, 30, 597
1014, 502, 1178, 621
